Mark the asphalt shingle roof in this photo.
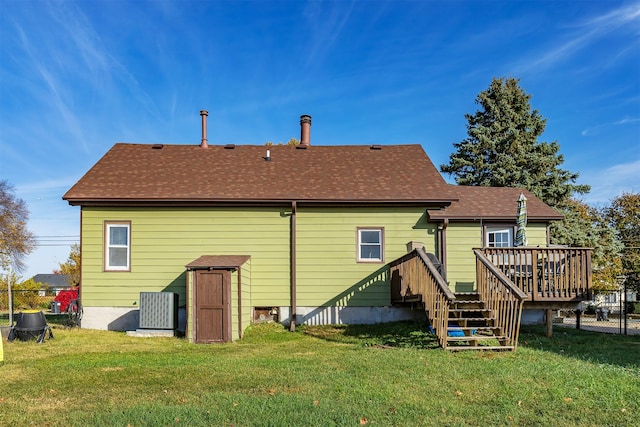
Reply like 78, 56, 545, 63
32, 274, 72, 288
63, 143, 454, 204
427, 186, 562, 221
63, 142, 561, 221
185, 255, 251, 269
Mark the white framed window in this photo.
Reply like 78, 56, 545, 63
486, 227, 513, 248
357, 227, 384, 262
105, 221, 131, 271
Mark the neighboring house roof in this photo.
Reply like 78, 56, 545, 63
63, 143, 456, 205
31, 274, 72, 288
426, 186, 563, 221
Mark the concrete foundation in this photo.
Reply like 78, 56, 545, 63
86, 304, 545, 333
126, 329, 177, 338
284, 306, 423, 326
82, 306, 186, 333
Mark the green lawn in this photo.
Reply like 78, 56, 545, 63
1, 322, 638, 426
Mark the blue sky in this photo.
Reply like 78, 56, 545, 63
1, 0, 639, 279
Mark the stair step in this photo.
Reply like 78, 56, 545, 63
449, 317, 496, 326
454, 292, 480, 300
447, 345, 515, 352
450, 309, 492, 317
419, 290, 520, 352
451, 301, 486, 309
448, 326, 500, 333
450, 320, 490, 328
446, 335, 507, 343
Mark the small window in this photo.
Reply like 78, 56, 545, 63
105, 222, 130, 271
358, 228, 384, 262
486, 227, 512, 248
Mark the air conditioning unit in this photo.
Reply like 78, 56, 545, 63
139, 292, 178, 330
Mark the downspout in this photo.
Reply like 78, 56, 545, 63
290, 201, 297, 332
78, 209, 83, 326
237, 268, 242, 339
440, 218, 449, 276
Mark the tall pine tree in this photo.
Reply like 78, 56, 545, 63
440, 77, 589, 207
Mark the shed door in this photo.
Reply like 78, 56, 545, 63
194, 270, 231, 343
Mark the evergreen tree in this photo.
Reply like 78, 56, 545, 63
441, 77, 589, 207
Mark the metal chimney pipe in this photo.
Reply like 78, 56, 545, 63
300, 115, 311, 146
200, 110, 209, 148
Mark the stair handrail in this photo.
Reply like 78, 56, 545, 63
473, 250, 527, 300
416, 248, 456, 300
474, 249, 526, 348
389, 248, 455, 349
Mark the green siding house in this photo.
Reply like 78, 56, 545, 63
63, 114, 569, 343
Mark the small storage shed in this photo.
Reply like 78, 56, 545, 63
185, 255, 251, 343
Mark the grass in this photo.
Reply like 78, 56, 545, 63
1, 322, 639, 427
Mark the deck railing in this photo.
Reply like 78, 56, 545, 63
480, 247, 592, 302
389, 248, 456, 349
474, 250, 527, 348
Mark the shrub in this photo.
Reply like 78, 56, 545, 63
626, 301, 640, 314
12, 278, 47, 310
54, 288, 79, 312
584, 303, 596, 315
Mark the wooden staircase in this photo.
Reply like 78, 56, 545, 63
446, 292, 515, 351
390, 248, 525, 352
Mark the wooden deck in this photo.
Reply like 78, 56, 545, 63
480, 247, 592, 302
390, 247, 593, 350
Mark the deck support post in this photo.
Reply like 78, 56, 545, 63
574, 309, 581, 330
545, 308, 553, 337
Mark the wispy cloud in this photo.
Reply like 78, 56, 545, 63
581, 116, 640, 136
518, 3, 640, 72
583, 3, 640, 27
16, 177, 79, 195
614, 116, 640, 125
15, 2, 162, 142
50, 3, 162, 120
302, 1, 356, 69
582, 159, 640, 204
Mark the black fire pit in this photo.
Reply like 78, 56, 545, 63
8, 310, 54, 343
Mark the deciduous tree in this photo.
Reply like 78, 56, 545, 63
550, 199, 622, 291
0, 180, 36, 272
605, 192, 640, 291
58, 243, 81, 287
266, 137, 300, 146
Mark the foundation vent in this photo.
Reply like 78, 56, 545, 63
254, 307, 279, 323
139, 292, 179, 330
